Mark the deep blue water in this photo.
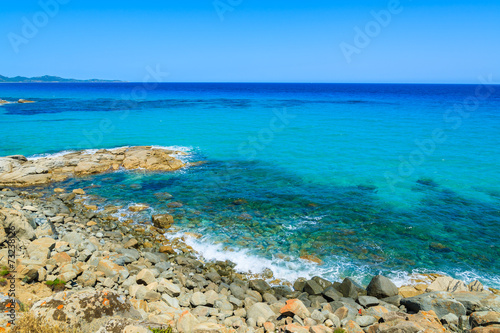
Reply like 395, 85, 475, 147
1, 83, 499, 287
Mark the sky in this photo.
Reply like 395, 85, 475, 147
1, 0, 499, 83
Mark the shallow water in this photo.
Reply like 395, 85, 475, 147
1, 83, 499, 287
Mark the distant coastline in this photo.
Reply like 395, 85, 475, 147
0, 74, 124, 83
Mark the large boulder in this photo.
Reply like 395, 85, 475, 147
339, 278, 366, 299
152, 214, 174, 229
366, 310, 446, 333
366, 275, 398, 298
0, 207, 36, 241
401, 291, 466, 319
31, 290, 142, 332
247, 302, 276, 321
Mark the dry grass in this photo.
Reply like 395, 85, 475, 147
10, 312, 82, 333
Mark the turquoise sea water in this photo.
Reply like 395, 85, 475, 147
1, 83, 499, 287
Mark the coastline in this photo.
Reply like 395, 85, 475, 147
0, 147, 499, 332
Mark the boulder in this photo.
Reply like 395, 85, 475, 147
247, 302, 276, 321
470, 311, 500, 328
0, 207, 36, 241
358, 295, 380, 307
177, 310, 200, 333
96, 259, 129, 280
366, 275, 398, 298
367, 310, 446, 333
426, 276, 454, 292
340, 278, 366, 299
401, 291, 466, 319
249, 279, 271, 294
31, 290, 141, 332
280, 299, 311, 319
304, 279, 324, 295
136, 269, 156, 285
152, 214, 174, 229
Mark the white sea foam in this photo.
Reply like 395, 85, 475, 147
163, 230, 500, 289
27, 150, 76, 160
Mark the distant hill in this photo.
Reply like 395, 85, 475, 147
0, 75, 123, 83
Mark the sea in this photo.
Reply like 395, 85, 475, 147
1, 82, 499, 288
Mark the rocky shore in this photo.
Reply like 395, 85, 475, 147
0, 146, 187, 187
0, 149, 499, 333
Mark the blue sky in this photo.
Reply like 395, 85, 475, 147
1, 0, 499, 83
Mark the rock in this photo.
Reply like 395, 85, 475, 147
344, 320, 364, 333
355, 315, 377, 327
73, 188, 86, 195
470, 311, 500, 328
339, 278, 365, 299
129, 205, 149, 212
123, 238, 138, 248
95, 319, 154, 333
453, 292, 500, 313
177, 310, 200, 333
426, 276, 454, 292
161, 280, 181, 297
77, 270, 97, 287
0, 207, 36, 240
441, 313, 459, 325
471, 326, 500, 333
18, 99, 35, 103
96, 259, 129, 280
382, 295, 402, 307
53, 252, 72, 266
152, 214, 174, 229
0, 147, 186, 187
280, 299, 311, 319
368, 310, 446, 333
469, 280, 485, 292
62, 232, 84, 248
294, 278, 307, 292
448, 279, 468, 292
304, 279, 324, 295
249, 279, 271, 294
136, 269, 156, 285
159, 245, 175, 254
364, 305, 390, 320
167, 201, 183, 208
399, 285, 425, 298
191, 291, 207, 307
366, 275, 398, 298
31, 290, 141, 332
323, 286, 343, 302
247, 302, 276, 321
401, 291, 467, 319
358, 295, 380, 307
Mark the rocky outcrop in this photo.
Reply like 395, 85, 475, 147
0, 146, 187, 187
31, 290, 142, 331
